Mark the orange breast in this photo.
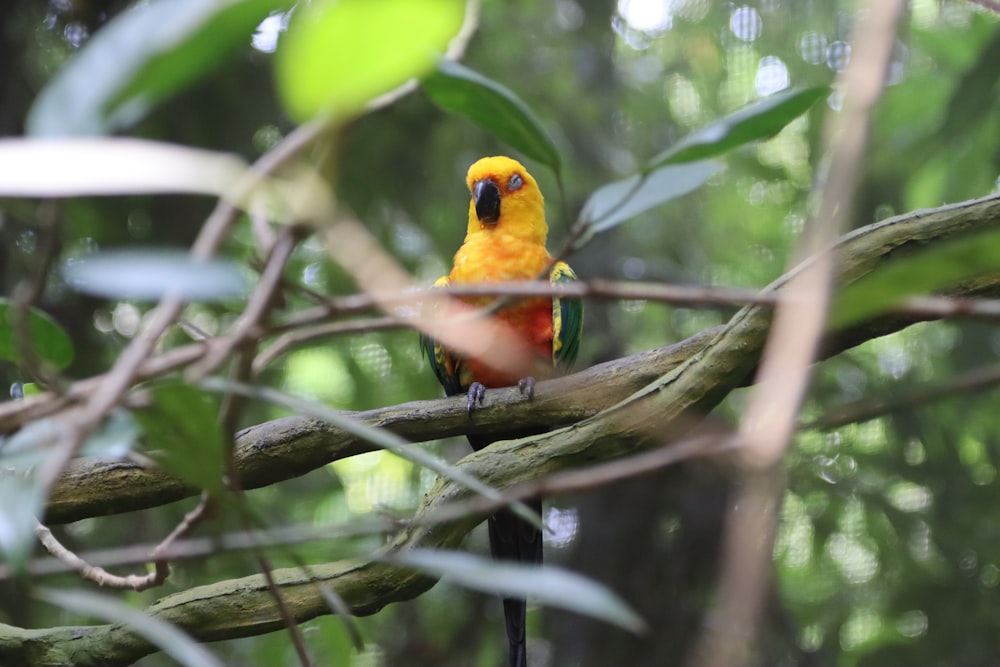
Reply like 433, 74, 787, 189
448, 231, 554, 388
461, 297, 553, 388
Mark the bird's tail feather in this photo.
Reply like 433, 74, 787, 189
468, 431, 545, 667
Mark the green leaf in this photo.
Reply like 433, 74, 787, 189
576, 160, 722, 247
0, 299, 75, 370
650, 86, 830, 168
397, 549, 647, 633
133, 384, 226, 495
422, 60, 562, 174
276, 0, 465, 122
63, 249, 247, 302
27, 0, 288, 136
36, 588, 224, 667
831, 228, 1000, 328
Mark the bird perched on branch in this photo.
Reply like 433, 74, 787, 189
422, 155, 582, 667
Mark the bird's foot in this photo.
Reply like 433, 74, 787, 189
517, 376, 536, 400
466, 382, 486, 416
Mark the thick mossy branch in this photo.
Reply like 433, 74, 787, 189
5, 194, 1000, 667
46, 331, 715, 524
46, 193, 1000, 525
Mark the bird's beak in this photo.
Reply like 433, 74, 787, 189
473, 178, 501, 224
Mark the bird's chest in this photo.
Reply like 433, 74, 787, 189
450, 234, 551, 285
448, 234, 555, 387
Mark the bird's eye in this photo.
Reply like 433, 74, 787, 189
507, 173, 523, 192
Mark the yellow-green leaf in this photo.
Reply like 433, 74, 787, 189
276, 0, 465, 121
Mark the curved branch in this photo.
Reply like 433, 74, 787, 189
4, 194, 1000, 666
45, 193, 1000, 525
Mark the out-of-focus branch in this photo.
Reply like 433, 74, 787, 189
691, 0, 908, 665
3, 191, 999, 438
38, 191, 1000, 526
4, 187, 1000, 665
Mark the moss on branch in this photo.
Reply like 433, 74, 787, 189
5, 194, 1000, 666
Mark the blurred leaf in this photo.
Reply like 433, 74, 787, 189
1, 412, 136, 469
937, 30, 1000, 144
27, 0, 288, 136
36, 588, 224, 667
832, 228, 1000, 328
276, 0, 465, 121
0, 138, 249, 198
0, 298, 75, 370
576, 160, 722, 247
80, 410, 141, 460
0, 409, 137, 568
199, 377, 545, 532
422, 60, 562, 174
650, 86, 830, 168
397, 549, 647, 633
63, 249, 247, 302
21, 383, 42, 397
0, 471, 45, 569
133, 384, 226, 494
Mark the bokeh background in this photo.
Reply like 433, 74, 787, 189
2, 1, 1000, 665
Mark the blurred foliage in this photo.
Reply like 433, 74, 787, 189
1, 0, 1000, 666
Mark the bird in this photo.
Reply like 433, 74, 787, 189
421, 155, 582, 667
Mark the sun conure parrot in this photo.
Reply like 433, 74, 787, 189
421, 155, 582, 667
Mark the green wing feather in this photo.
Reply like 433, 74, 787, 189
550, 262, 583, 368
420, 276, 465, 396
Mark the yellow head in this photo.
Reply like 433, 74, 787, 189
465, 156, 547, 245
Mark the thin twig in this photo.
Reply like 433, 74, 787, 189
6, 519, 392, 580
34, 494, 210, 591
7, 282, 1000, 435
270, 280, 1000, 335
35, 520, 165, 590
803, 361, 1000, 430
189, 227, 303, 380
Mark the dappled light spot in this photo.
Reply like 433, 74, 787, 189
886, 481, 932, 513
251, 13, 287, 54
350, 338, 393, 380
617, 0, 673, 35
283, 347, 355, 405
799, 31, 828, 65
799, 624, 824, 652
826, 40, 851, 72
112, 302, 140, 338
776, 492, 814, 568
729, 6, 762, 43
839, 607, 883, 651
896, 610, 928, 639
755, 55, 789, 96
622, 256, 646, 280
331, 451, 418, 516
544, 507, 579, 548
666, 74, 703, 126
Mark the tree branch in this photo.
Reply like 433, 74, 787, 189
44, 193, 1000, 526
4, 193, 1000, 666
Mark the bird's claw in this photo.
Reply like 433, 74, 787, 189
466, 382, 486, 416
517, 376, 536, 400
